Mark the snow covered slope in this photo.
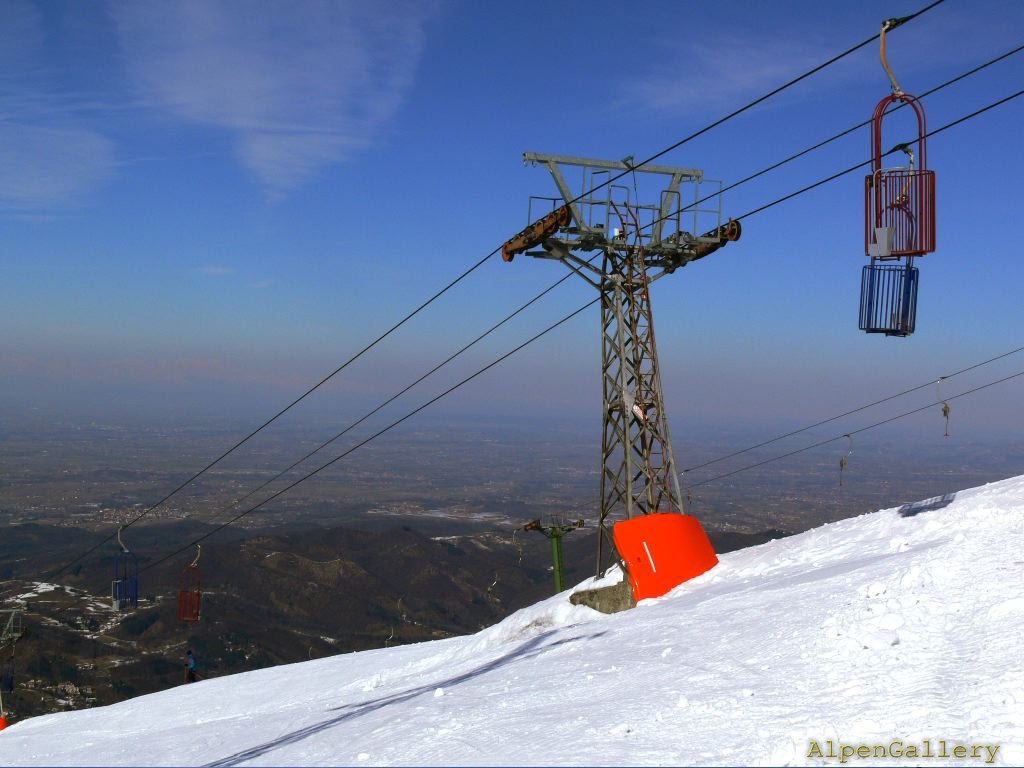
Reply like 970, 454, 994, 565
3, 476, 1024, 766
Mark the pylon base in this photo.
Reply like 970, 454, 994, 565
570, 578, 636, 614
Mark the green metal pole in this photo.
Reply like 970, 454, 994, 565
551, 532, 565, 593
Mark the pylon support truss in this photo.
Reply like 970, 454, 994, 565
502, 153, 741, 575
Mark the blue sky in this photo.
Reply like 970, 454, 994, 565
3, 0, 1023, 440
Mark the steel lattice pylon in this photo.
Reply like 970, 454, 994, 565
0, 611, 21, 648
597, 246, 682, 572
502, 153, 741, 575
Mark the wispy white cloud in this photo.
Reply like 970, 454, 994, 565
620, 6, 1023, 120
107, 0, 435, 194
0, 123, 116, 208
618, 35, 825, 117
0, 1, 118, 210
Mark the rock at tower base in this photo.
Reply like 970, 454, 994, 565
570, 578, 636, 614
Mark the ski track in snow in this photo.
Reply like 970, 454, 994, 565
2, 476, 1023, 766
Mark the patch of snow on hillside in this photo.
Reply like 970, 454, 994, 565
12, 582, 63, 601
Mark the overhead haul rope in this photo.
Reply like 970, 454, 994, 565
53, 82, 1023, 584
131, 83, 1024, 575
48, 247, 498, 577
170, 30, 1015, 557
675, 90, 1024, 477
50, 11, 938, 580
145, 269, 579, 546
688, 369, 1024, 490
146, 359, 1024, 573
558, 0, 945, 202
139, 299, 600, 574
648, 41, 1024, 237
684, 345, 1024, 473
126, 54, 1017, 574
732, 87, 1024, 222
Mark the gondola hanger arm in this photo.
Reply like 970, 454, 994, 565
880, 18, 905, 96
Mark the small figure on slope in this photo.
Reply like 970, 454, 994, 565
184, 650, 201, 683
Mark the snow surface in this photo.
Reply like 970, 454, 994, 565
3, 476, 1024, 766
11, 583, 62, 601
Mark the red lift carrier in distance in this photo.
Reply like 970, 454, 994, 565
177, 545, 202, 622
860, 18, 936, 337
